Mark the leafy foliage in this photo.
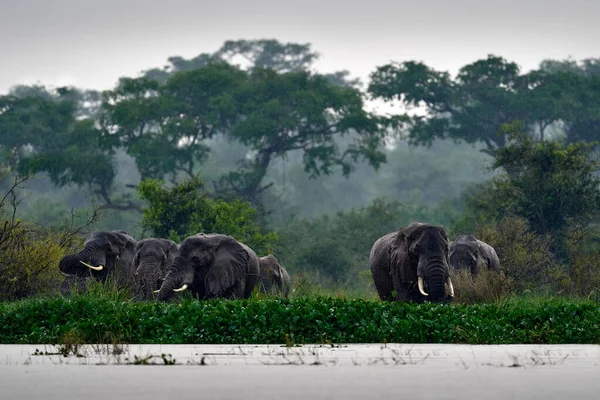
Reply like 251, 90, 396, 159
101, 65, 245, 181
369, 55, 600, 153
217, 68, 398, 204
1, 296, 599, 344
488, 123, 600, 256
0, 175, 100, 300
136, 176, 277, 254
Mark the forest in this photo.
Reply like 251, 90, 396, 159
1, 38, 600, 304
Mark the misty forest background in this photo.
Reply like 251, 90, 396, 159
1, 39, 600, 301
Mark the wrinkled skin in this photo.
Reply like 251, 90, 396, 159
449, 235, 500, 275
370, 222, 453, 303
156, 233, 260, 302
132, 238, 180, 300
258, 254, 291, 297
58, 230, 137, 295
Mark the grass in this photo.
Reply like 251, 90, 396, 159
0, 293, 598, 345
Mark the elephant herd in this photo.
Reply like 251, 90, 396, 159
58, 231, 291, 301
58, 221, 499, 304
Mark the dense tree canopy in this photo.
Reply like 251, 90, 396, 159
101, 64, 245, 182
369, 55, 600, 153
461, 122, 600, 258
0, 87, 121, 206
217, 68, 396, 205
104, 62, 395, 206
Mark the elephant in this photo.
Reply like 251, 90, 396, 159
155, 233, 260, 302
58, 230, 137, 295
257, 254, 291, 297
370, 222, 454, 303
132, 238, 180, 300
449, 235, 500, 275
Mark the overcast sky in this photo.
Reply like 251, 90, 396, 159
0, 0, 598, 94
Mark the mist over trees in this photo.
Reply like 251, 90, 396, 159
1, 39, 599, 296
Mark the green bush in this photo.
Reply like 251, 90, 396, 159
137, 176, 278, 254
0, 296, 598, 344
563, 226, 600, 297
0, 224, 71, 300
474, 216, 564, 292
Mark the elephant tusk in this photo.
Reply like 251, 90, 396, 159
447, 276, 455, 297
173, 284, 188, 292
79, 260, 103, 271
153, 289, 160, 294
418, 276, 428, 296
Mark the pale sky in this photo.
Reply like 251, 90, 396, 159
0, 0, 598, 95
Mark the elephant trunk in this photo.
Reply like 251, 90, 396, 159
136, 255, 163, 299
427, 267, 447, 302
418, 256, 449, 302
59, 247, 94, 276
156, 257, 192, 302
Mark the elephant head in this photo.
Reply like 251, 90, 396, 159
449, 234, 500, 275
58, 230, 137, 287
370, 222, 453, 303
396, 222, 453, 301
449, 235, 479, 274
132, 238, 179, 300
155, 233, 260, 302
258, 254, 291, 297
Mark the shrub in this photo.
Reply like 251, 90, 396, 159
0, 174, 100, 300
449, 268, 512, 304
563, 226, 600, 297
474, 216, 565, 293
137, 176, 278, 254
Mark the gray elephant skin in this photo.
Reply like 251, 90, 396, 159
370, 222, 454, 303
449, 235, 500, 275
156, 233, 260, 301
59, 230, 137, 295
132, 238, 180, 300
258, 254, 291, 297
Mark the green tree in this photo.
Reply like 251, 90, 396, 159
143, 39, 360, 87
368, 55, 600, 153
217, 68, 398, 206
101, 64, 245, 181
136, 176, 277, 254
466, 122, 600, 257
540, 60, 600, 144
0, 86, 137, 211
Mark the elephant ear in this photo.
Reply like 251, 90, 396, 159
111, 232, 137, 265
165, 241, 180, 266
205, 236, 249, 296
391, 224, 420, 283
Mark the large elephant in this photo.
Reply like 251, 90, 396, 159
258, 254, 291, 298
132, 238, 180, 300
58, 230, 137, 295
449, 235, 500, 275
370, 222, 454, 303
155, 233, 260, 301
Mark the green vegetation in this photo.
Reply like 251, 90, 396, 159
0, 296, 598, 344
137, 176, 277, 254
0, 39, 599, 345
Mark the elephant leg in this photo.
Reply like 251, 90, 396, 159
375, 280, 394, 301
395, 283, 413, 302
391, 271, 412, 302
407, 284, 426, 303
372, 265, 395, 301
